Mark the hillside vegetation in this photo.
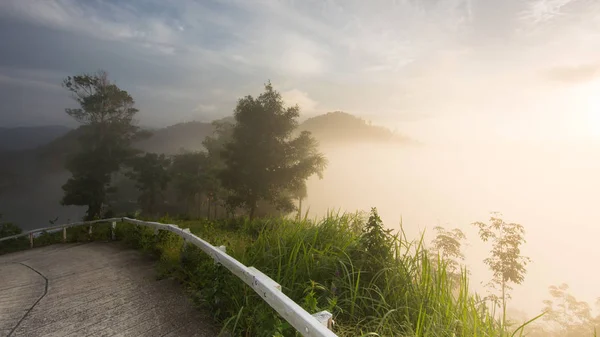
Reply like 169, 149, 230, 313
0, 210, 506, 336
119, 211, 506, 336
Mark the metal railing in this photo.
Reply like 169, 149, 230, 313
0, 217, 337, 337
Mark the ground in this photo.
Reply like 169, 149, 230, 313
0, 242, 218, 337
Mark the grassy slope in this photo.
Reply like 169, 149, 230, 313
3, 212, 542, 336
116, 213, 503, 337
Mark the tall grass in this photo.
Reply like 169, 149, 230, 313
1, 212, 535, 336
116, 211, 515, 337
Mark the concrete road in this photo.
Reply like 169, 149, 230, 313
0, 243, 218, 337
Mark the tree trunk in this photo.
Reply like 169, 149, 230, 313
207, 198, 211, 220
502, 279, 506, 335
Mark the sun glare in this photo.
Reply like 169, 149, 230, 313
571, 79, 600, 139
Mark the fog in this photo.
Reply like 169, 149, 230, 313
304, 132, 600, 318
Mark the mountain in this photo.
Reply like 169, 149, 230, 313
0, 125, 72, 151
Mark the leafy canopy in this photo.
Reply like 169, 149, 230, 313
220, 82, 327, 218
61, 70, 144, 220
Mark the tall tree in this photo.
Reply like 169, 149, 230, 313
60, 71, 143, 220
473, 212, 531, 334
220, 82, 327, 219
127, 153, 171, 215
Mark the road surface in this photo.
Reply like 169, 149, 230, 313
0, 242, 218, 337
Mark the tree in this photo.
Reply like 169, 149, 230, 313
219, 82, 327, 219
170, 152, 209, 217
429, 226, 467, 284
473, 212, 531, 333
292, 182, 307, 220
60, 71, 144, 220
541, 283, 594, 336
202, 120, 235, 218
127, 153, 171, 215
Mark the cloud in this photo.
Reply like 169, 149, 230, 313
0, 74, 62, 92
0, 67, 66, 92
193, 104, 218, 113
520, 0, 575, 24
0, 0, 182, 55
545, 63, 600, 83
281, 89, 319, 115
1, 0, 600, 128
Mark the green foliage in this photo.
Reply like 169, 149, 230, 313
115, 212, 516, 337
0, 214, 21, 237
473, 212, 531, 333
126, 153, 171, 215
220, 82, 327, 219
61, 70, 146, 220
170, 151, 210, 215
356, 208, 394, 278
0, 214, 28, 254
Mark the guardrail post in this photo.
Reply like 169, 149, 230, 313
214, 246, 226, 265
312, 311, 334, 330
29, 233, 33, 248
63, 227, 67, 243
182, 228, 191, 242
111, 221, 116, 241
88, 225, 93, 239
182, 228, 191, 248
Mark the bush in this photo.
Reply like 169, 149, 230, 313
0, 217, 29, 254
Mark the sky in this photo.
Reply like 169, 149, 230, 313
0, 0, 599, 144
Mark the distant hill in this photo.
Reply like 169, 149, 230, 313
135, 121, 214, 155
8, 111, 409, 169
132, 112, 407, 155
0, 125, 71, 151
298, 111, 409, 144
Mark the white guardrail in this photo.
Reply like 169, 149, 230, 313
0, 217, 337, 337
